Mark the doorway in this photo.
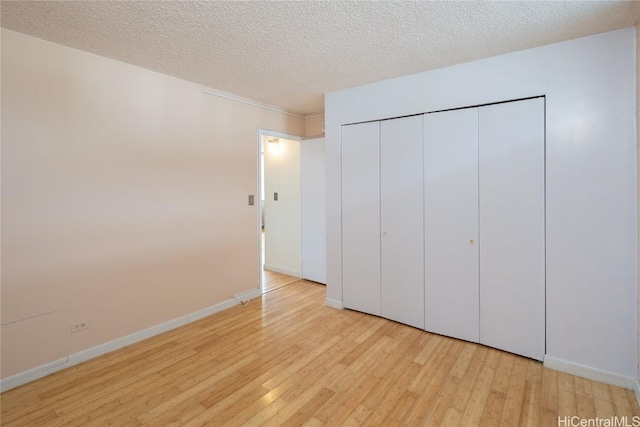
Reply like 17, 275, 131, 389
258, 130, 302, 292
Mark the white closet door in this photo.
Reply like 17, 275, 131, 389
301, 137, 327, 284
479, 98, 545, 361
342, 122, 381, 315
424, 108, 480, 342
380, 115, 424, 329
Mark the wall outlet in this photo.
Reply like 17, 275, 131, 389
70, 320, 89, 333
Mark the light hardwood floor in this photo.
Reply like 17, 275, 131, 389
2, 279, 639, 426
262, 269, 301, 293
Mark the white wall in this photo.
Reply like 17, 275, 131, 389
326, 28, 637, 382
263, 136, 301, 277
1, 29, 305, 381
301, 137, 327, 284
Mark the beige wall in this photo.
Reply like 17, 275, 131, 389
304, 115, 324, 138
1, 29, 304, 378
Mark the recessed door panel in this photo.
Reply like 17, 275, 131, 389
479, 98, 545, 361
380, 115, 424, 329
424, 108, 480, 343
342, 122, 381, 315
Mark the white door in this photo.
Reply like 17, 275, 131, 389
424, 108, 480, 342
479, 98, 545, 361
301, 137, 327, 284
342, 122, 381, 315
380, 116, 424, 329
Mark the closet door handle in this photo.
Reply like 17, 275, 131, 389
382, 231, 387, 236
469, 239, 475, 245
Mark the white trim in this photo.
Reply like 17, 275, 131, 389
203, 90, 319, 119
543, 355, 636, 389
258, 129, 303, 142
325, 298, 344, 310
0, 290, 259, 392
256, 128, 304, 292
234, 288, 262, 304
0, 357, 70, 392
257, 130, 264, 291
263, 264, 301, 278
303, 134, 325, 140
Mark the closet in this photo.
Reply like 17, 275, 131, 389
342, 116, 424, 329
342, 97, 545, 361
477, 99, 545, 361
342, 121, 381, 316
424, 107, 479, 344
424, 98, 545, 360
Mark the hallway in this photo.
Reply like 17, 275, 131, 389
262, 228, 302, 293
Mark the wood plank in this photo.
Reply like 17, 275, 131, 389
135, 353, 260, 424
222, 375, 303, 426
316, 375, 380, 425
447, 345, 490, 415
280, 387, 334, 427
574, 376, 597, 420
558, 372, 577, 419
363, 362, 423, 425
625, 389, 640, 416
343, 404, 371, 426
381, 390, 418, 425
478, 352, 514, 425
610, 385, 633, 418
459, 365, 497, 426
403, 339, 465, 425
519, 361, 542, 427
499, 356, 528, 426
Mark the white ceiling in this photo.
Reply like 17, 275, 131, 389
2, 1, 639, 116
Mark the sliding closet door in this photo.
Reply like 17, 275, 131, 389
479, 98, 545, 361
342, 122, 381, 315
380, 116, 424, 329
424, 108, 480, 342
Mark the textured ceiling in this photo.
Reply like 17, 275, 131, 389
2, 1, 640, 116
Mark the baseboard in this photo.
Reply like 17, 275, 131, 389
263, 264, 301, 277
234, 287, 262, 302
325, 298, 344, 310
0, 356, 70, 392
0, 288, 260, 392
543, 355, 636, 389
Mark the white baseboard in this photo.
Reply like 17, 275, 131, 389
0, 356, 70, 392
543, 355, 636, 389
0, 288, 260, 392
325, 298, 344, 310
234, 287, 262, 302
263, 264, 301, 278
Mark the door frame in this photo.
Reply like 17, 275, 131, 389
256, 129, 303, 292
